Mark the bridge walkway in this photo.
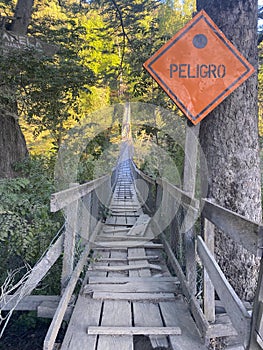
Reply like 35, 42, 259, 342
60, 159, 206, 350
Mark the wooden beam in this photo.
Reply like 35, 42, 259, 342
0, 295, 60, 311
88, 276, 179, 284
2, 235, 63, 311
161, 234, 209, 338
61, 183, 78, 290
92, 292, 175, 301
156, 178, 199, 210
203, 218, 215, 322
87, 326, 181, 335
88, 263, 162, 272
50, 175, 110, 212
201, 198, 263, 256
197, 235, 251, 347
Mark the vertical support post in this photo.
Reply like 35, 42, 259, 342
203, 218, 215, 322
183, 122, 200, 295
61, 183, 79, 290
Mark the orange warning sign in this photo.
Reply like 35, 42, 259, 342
143, 10, 255, 125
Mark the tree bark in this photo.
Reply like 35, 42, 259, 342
0, 0, 34, 178
197, 0, 261, 301
10, 0, 34, 35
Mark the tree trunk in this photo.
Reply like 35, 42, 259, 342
197, 0, 261, 301
10, 0, 34, 35
0, 0, 34, 178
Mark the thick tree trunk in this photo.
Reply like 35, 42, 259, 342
0, 0, 34, 178
10, 0, 34, 35
197, 0, 261, 301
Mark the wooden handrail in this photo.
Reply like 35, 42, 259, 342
43, 221, 103, 350
50, 175, 110, 212
131, 161, 155, 185
197, 235, 251, 347
201, 199, 263, 257
157, 178, 199, 210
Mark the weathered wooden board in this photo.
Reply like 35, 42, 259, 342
88, 326, 181, 335
133, 302, 169, 348
89, 263, 162, 272
160, 300, 207, 350
88, 276, 179, 284
84, 281, 178, 294
161, 234, 209, 338
88, 255, 159, 263
96, 300, 133, 350
60, 297, 102, 350
92, 242, 163, 249
108, 250, 127, 277
50, 175, 110, 212
0, 295, 61, 311
92, 292, 175, 301
197, 236, 251, 346
201, 199, 262, 256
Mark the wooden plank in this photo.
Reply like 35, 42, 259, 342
88, 255, 159, 262
43, 221, 102, 350
133, 302, 169, 348
92, 241, 163, 249
88, 276, 179, 284
88, 326, 181, 335
96, 235, 151, 241
60, 297, 102, 350
203, 218, 215, 322
97, 300, 133, 350
93, 292, 175, 301
156, 178, 199, 210
108, 250, 127, 277
206, 314, 238, 338
50, 175, 110, 212
197, 236, 251, 346
37, 301, 73, 322
61, 183, 79, 290
201, 199, 262, 256
160, 300, 207, 350
89, 263, 162, 272
0, 295, 61, 311
84, 281, 178, 294
161, 233, 209, 338
2, 235, 63, 312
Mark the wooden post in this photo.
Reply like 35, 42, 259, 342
249, 252, 263, 349
203, 218, 215, 322
182, 122, 200, 295
61, 183, 79, 290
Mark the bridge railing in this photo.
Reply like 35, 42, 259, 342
131, 160, 263, 349
43, 174, 112, 350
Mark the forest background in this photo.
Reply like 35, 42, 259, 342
0, 0, 263, 348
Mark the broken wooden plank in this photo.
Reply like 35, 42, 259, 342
88, 326, 181, 336
96, 300, 133, 350
133, 302, 169, 348
89, 263, 162, 272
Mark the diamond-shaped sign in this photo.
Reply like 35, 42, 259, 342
143, 10, 255, 125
